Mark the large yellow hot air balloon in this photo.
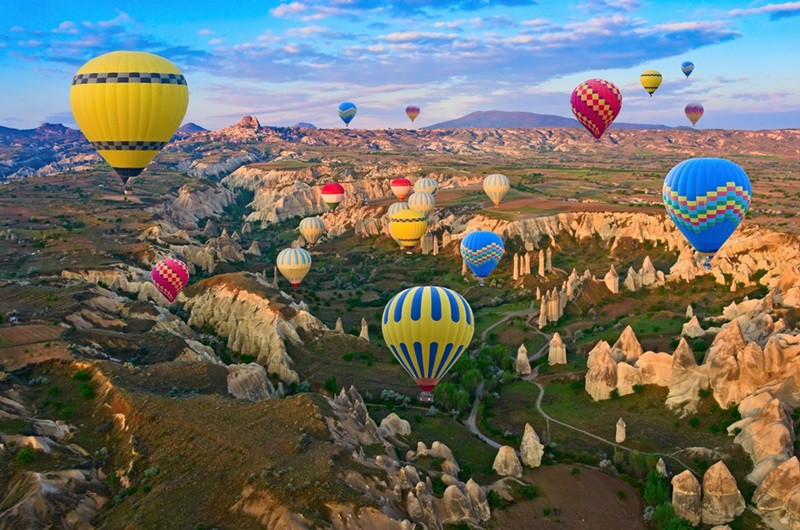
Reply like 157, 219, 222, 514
389, 209, 427, 249
70, 51, 189, 194
299, 216, 326, 246
483, 173, 510, 206
277, 248, 312, 288
382, 286, 474, 399
640, 70, 662, 97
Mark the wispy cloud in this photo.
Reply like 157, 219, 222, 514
729, 2, 800, 20
576, 0, 641, 12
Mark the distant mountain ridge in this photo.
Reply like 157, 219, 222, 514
424, 110, 681, 130
178, 123, 208, 134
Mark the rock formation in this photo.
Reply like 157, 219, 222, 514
378, 413, 411, 440
515, 344, 531, 376
753, 456, 800, 520
538, 251, 545, 277
545, 247, 552, 272
520, 424, 544, 468
702, 461, 745, 525
492, 446, 523, 478
682, 316, 704, 338
359, 318, 370, 342
524, 253, 531, 275
671, 470, 702, 525
586, 344, 618, 401
656, 458, 667, 477
513, 254, 519, 280
616, 363, 643, 396
727, 397, 794, 484
610, 326, 643, 363
245, 240, 261, 256
227, 363, 280, 401
548, 333, 566, 365
615, 418, 626, 443
604, 264, 619, 294
335, 318, 344, 333
687, 304, 694, 318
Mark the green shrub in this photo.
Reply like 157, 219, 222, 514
16, 446, 36, 464
324, 376, 338, 395
72, 369, 92, 381
77, 382, 95, 399
689, 417, 700, 428
571, 467, 581, 476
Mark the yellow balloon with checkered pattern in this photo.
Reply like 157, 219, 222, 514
389, 209, 428, 248
69, 51, 189, 192
640, 70, 662, 97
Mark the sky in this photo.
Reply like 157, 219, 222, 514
0, 0, 798, 130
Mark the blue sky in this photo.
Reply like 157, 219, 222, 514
0, 0, 798, 130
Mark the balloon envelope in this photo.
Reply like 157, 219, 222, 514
662, 158, 752, 256
151, 258, 190, 303
389, 209, 427, 248
391, 178, 413, 200
460, 231, 504, 279
408, 191, 436, 216
414, 177, 438, 195
277, 248, 312, 288
338, 102, 357, 127
681, 61, 694, 77
406, 105, 420, 122
570, 79, 622, 139
70, 51, 189, 193
321, 182, 345, 209
382, 286, 474, 392
387, 201, 410, 220
685, 103, 704, 126
299, 216, 326, 246
640, 70, 662, 96
483, 174, 510, 206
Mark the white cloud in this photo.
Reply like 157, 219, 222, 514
577, 0, 641, 12
729, 2, 800, 18
271, 2, 307, 18
17, 40, 42, 47
283, 44, 301, 53
53, 21, 79, 35
382, 31, 458, 42
9, 26, 25, 32
198, 28, 215, 36
209, 38, 224, 45
522, 18, 550, 27
286, 25, 329, 36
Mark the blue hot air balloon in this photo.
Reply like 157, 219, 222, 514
338, 102, 357, 127
460, 231, 505, 285
662, 158, 752, 269
681, 61, 694, 78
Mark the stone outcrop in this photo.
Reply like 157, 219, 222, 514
183, 272, 328, 383
245, 240, 261, 256
682, 316, 705, 338
520, 424, 544, 468
548, 333, 566, 365
378, 413, 411, 440
408, 441, 460, 478
515, 344, 531, 376
586, 344, 617, 401
615, 418, 626, 443
359, 318, 370, 341
702, 461, 745, 525
727, 397, 794, 484
671, 470, 702, 525
335, 318, 344, 333
623, 256, 665, 292
610, 326, 643, 363
753, 456, 800, 520
604, 264, 619, 294
492, 446, 523, 478
227, 363, 280, 401
616, 363, 643, 396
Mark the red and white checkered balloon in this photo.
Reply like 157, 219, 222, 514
570, 79, 622, 140
151, 258, 189, 303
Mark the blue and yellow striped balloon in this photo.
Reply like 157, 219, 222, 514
414, 177, 438, 195
276, 247, 312, 288
338, 102, 357, 127
663, 158, 751, 266
382, 286, 474, 393
408, 191, 436, 216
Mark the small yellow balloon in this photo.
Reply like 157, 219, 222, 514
640, 70, 662, 97
389, 209, 428, 249
70, 51, 189, 193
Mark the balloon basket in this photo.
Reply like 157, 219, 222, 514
478, 278, 485, 286
698, 252, 714, 271
418, 391, 434, 404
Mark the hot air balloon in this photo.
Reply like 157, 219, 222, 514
277, 248, 312, 288
338, 102, 357, 127
460, 231, 504, 285
640, 70, 662, 97
408, 191, 436, 217
391, 178, 413, 200
389, 209, 428, 250
406, 105, 420, 122
299, 216, 326, 246
414, 177, 438, 195
320, 182, 345, 210
570, 79, 622, 140
662, 158, 752, 269
151, 258, 189, 303
387, 201, 410, 220
70, 51, 189, 195
681, 61, 694, 78
483, 174, 510, 206
382, 286, 474, 400
685, 103, 704, 126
